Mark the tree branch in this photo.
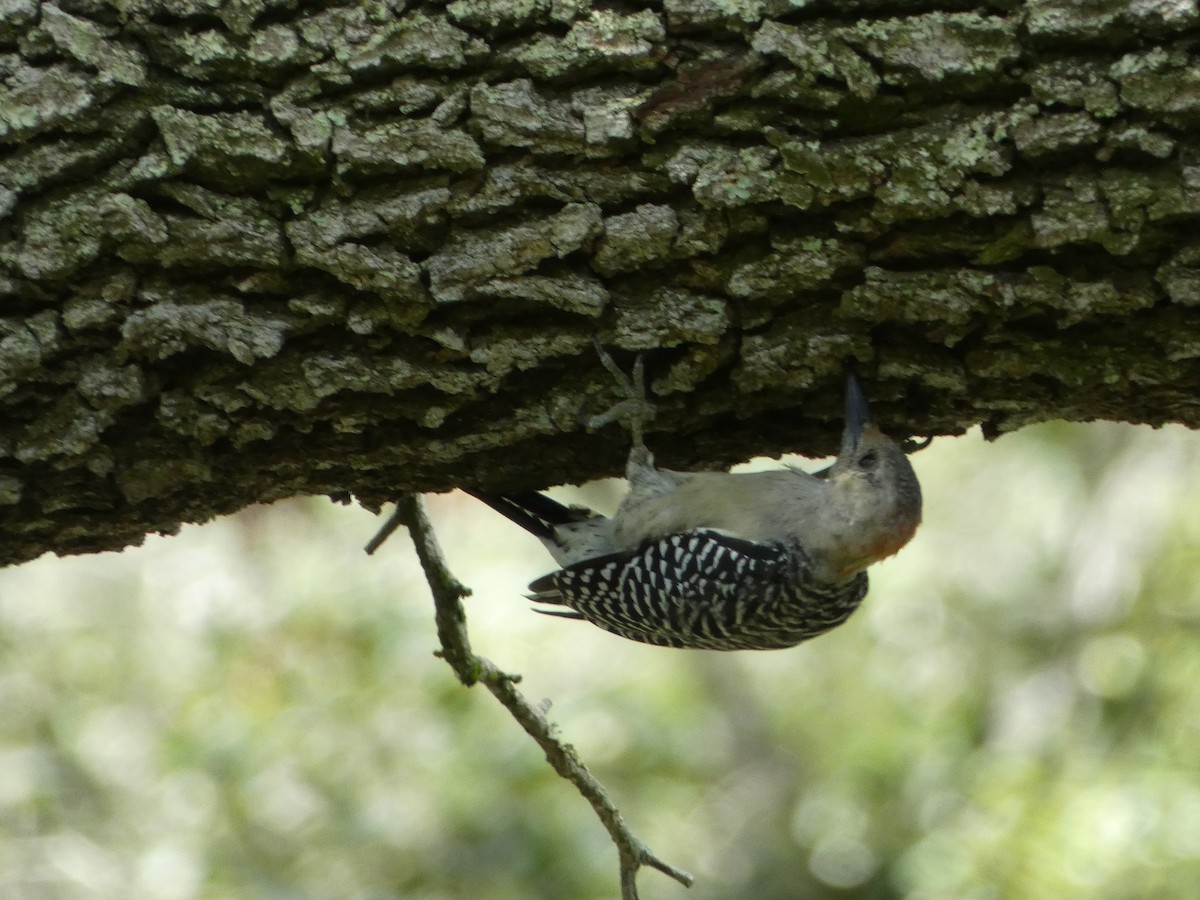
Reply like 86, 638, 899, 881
373, 494, 694, 898
6, 3, 1200, 566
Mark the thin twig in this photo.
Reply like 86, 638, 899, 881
377, 494, 695, 899
363, 503, 407, 556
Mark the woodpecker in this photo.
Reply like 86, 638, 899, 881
468, 354, 922, 650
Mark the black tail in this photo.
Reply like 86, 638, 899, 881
462, 489, 595, 542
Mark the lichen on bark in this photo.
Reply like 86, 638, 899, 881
1, 0, 1200, 565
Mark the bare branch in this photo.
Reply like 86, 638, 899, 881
379, 494, 695, 898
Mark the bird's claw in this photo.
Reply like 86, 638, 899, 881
901, 436, 933, 454
584, 339, 658, 452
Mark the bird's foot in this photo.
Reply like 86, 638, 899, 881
584, 339, 658, 459
901, 436, 933, 455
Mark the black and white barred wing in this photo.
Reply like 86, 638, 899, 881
527, 529, 795, 650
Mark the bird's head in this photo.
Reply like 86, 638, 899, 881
821, 369, 923, 578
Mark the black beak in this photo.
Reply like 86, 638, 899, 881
842, 367, 873, 451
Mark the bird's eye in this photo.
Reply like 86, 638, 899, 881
858, 451, 878, 470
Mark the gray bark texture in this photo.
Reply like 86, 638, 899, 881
3, 0, 1199, 567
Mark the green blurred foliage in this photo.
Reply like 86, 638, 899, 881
2, 422, 1200, 899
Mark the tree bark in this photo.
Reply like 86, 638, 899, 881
2, 0, 1199, 566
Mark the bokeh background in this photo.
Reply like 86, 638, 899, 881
2, 421, 1200, 899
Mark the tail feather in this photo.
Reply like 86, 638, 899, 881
466, 487, 616, 568
463, 489, 588, 541
527, 572, 562, 598
533, 608, 585, 620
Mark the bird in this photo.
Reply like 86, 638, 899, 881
467, 349, 922, 650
